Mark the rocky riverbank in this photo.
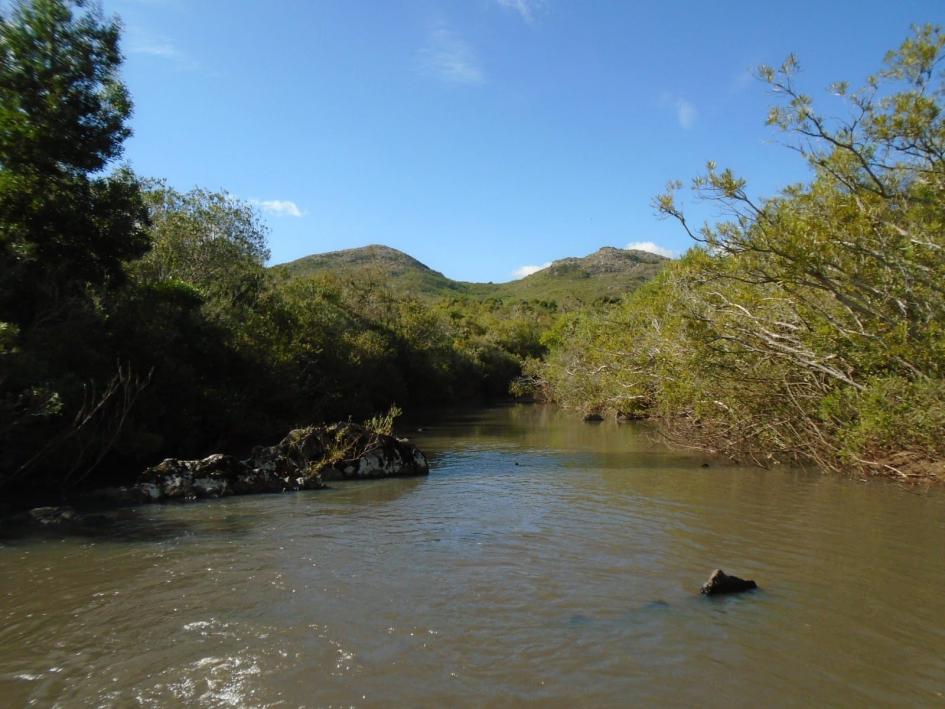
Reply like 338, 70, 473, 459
7, 423, 429, 527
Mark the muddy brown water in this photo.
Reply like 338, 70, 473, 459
2, 405, 944, 706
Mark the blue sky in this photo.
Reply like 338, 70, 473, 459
105, 0, 943, 282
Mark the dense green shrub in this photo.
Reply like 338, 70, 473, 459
529, 26, 945, 479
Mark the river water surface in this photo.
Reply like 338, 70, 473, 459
2, 405, 945, 706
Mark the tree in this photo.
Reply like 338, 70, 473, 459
0, 0, 149, 490
0, 0, 148, 323
651, 25, 945, 473
136, 182, 270, 329
535, 25, 945, 479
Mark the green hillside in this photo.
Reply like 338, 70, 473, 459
271, 244, 467, 297
271, 244, 668, 304
494, 247, 668, 303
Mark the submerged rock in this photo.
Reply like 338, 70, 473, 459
85, 423, 429, 506
25, 506, 77, 526
700, 569, 757, 595
0, 505, 87, 533
9, 506, 119, 531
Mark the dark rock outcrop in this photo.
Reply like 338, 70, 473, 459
85, 423, 429, 506
5, 505, 116, 531
312, 423, 431, 481
23, 506, 78, 526
700, 569, 758, 595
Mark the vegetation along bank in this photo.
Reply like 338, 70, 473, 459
1, 0, 943, 504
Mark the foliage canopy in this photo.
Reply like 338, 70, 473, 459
531, 25, 945, 480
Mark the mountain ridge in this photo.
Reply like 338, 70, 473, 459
271, 244, 668, 303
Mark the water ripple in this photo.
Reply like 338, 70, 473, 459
2, 405, 945, 706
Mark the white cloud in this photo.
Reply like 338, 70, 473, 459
126, 31, 181, 59
115, 0, 183, 6
252, 200, 304, 218
130, 39, 180, 59
496, 0, 544, 23
625, 241, 674, 258
513, 262, 551, 279
418, 27, 484, 85
124, 28, 199, 70
659, 93, 697, 130
674, 98, 696, 130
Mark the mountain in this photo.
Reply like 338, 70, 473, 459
271, 244, 466, 297
270, 244, 668, 304
495, 247, 667, 303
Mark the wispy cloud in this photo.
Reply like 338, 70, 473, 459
114, 0, 183, 6
625, 241, 674, 258
730, 67, 754, 94
513, 262, 551, 279
252, 200, 305, 218
418, 26, 484, 85
496, 0, 544, 23
129, 37, 181, 60
660, 93, 697, 130
674, 98, 696, 130
124, 28, 198, 70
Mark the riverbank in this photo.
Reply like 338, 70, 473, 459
568, 405, 945, 485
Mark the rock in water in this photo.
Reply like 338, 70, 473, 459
26, 506, 77, 526
700, 569, 757, 595
84, 423, 429, 506
311, 423, 430, 481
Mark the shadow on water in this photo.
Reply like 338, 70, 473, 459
312, 476, 427, 510
565, 599, 675, 633
0, 474, 432, 544
0, 502, 257, 545
568, 594, 768, 635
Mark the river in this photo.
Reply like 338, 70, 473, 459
2, 404, 944, 706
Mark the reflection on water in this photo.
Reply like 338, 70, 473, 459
2, 404, 944, 706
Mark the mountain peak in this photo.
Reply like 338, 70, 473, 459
538, 246, 667, 279
272, 243, 667, 303
277, 243, 444, 278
